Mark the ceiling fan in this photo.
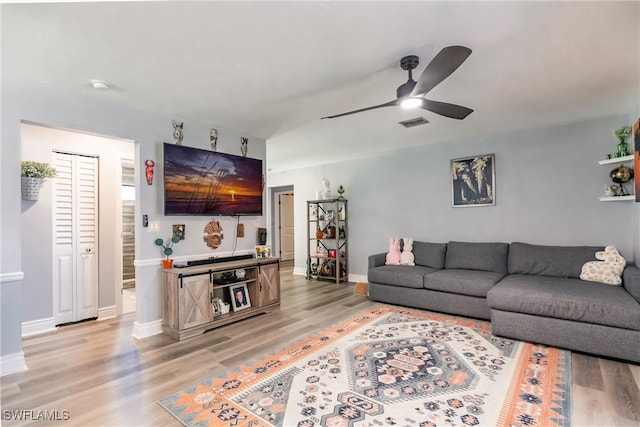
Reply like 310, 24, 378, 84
321, 46, 473, 120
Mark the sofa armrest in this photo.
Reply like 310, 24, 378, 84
369, 253, 387, 269
623, 265, 640, 303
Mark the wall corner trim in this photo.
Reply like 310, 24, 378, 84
132, 319, 163, 340
0, 351, 28, 377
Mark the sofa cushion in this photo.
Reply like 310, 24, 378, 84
487, 274, 640, 331
413, 241, 447, 269
423, 269, 506, 297
509, 242, 603, 278
623, 266, 640, 303
368, 265, 438, 289
444, 241, 509, 273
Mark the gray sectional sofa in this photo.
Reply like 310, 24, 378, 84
368, 241, 640, 363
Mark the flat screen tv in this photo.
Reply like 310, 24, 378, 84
163, 143, 263, 216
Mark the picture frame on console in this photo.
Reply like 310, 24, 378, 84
255, 245, 272, 258
230, 284, 251, 311
451, 153, 495, 207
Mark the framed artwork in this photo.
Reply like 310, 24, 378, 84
634, 118, 640, 202
451, 154, 495, 207
230, 283, 251, 311
255, 245, 272, 258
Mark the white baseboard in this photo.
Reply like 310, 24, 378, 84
349, 274, 368, 283
98, 305, 117, 320
22, 317, 56, 337
132, 319, 163, 340
1, 351, 27, 377
292, 267, 367, 284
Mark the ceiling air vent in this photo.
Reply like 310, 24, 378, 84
398, 117, 429, 128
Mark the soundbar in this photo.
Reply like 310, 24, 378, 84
175, 254, 255, 268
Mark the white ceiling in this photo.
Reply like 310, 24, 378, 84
3, 1, 639, 172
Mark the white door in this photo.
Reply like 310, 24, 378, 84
279, 193, 295, 261
53, 152, 99, 325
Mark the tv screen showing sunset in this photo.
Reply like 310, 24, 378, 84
163, 143, 263, 215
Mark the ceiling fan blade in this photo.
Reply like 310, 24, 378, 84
411, 46, 472, 96
420, 99, 473, 120
321, 100, 398, 119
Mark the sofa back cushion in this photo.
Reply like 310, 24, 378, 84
508, 242, 604, 278
444, 241, 509, 273
413, 241, 447, 269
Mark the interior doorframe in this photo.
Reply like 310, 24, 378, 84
270, 185, 294, 261
115, 154, 135, 315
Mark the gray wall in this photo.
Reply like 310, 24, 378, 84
1, 78, 267, 364
268, 115, 639, 278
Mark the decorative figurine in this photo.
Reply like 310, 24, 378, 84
604, 185, 618, 197
241, 137, 248, 157
172, 120, 184, 145
321, 178, 331, 199
144, 160, 155, 185
337, 185, 345, 200
210, 128, 218, 151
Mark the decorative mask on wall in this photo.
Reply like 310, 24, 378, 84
172, 120, 183, 145
241, 137, 248, 157
210, 128, 218, 152
144, 160, 155, 185
203, 219, 224, 249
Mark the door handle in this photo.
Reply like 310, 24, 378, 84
86, 248, 92, 253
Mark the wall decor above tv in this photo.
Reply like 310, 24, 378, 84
163, 143, 263, 216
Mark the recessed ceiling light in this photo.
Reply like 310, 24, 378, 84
90, 80, 110, 90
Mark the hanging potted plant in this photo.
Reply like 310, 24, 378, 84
155, 235, 180, 268
21, 161, 57, 201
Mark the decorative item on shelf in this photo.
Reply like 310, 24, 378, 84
241, 137, 248, 157
144, 160, 155, 185
172, 120, 183, 145
338, 206, 345, 220
310, 205, 318, 220
326, 225, 336, 238
310, 263, 318, 275
235, 268, 246, 280
203, 219, 223, 249
20, 161, 57, 201
613, 126, 631, 157
212, 298, 222, 317
609, 164, 634, 196
321, 178, 331, 199
316, 243, 326, 256
210, 128, 218, 151
339, 226, 346, 239
604, 185, 618, 197
328, 249, 337, 258
337, 185, 345, 200
155, 234, 180, 268
315, 227, 324, 239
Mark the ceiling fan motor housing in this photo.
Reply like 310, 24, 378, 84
397, 55, 419, 98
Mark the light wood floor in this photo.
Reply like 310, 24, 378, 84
1, 264, 639, 426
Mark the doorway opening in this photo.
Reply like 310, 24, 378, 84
121, 159, 136, 314
271, 185, 295, 267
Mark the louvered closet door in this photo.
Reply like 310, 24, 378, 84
53, 152, 99, 325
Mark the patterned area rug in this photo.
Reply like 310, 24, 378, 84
159, 305, 571, 427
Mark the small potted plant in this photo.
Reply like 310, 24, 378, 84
155, 235, 180, 268
21, 161, 57, 200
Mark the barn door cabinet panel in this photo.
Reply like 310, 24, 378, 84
162, 257, 281, 340
258, 260, 281, 307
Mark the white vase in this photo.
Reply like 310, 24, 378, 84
21, 177, 44, 201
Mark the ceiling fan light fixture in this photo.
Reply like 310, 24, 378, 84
400, 97, 423, 109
